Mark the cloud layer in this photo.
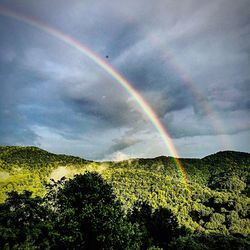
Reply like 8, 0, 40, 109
0, 0, 249, 159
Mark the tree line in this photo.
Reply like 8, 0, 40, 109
0, 172, 249, 249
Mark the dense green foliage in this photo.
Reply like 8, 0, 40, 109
0, 146, 89, 171
102, 168, 250, 235
0, 173, 249, 249
109, 151, 250, 191
0, 146, 249, 249
0, 173, 142, 249
169, 233, 250, 250
0, 191, 55, 249
0, 146, 89, 201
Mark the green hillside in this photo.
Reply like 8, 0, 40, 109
0, 146, 89, 171
0, 146, 249, 238
108, 151, 250, 192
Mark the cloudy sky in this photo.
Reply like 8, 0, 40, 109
0, 0, 249, 160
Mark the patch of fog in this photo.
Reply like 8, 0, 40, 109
49, 163, 108, 181
0, 171, 9, 180
84, 163, 108, 173
50, 166, 76, 181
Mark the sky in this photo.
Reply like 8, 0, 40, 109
0, 0, 249, 160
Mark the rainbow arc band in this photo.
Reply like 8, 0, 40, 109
0, 6, 188, 183
149, 34, 231, 148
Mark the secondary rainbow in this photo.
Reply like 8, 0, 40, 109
148, 35, 232, 148
0, 6, 189, 183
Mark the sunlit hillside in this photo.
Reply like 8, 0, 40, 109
0, 146, 249, 237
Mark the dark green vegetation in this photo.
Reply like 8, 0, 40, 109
0, 146, 249, 249
0, 146, 89, 171
1, 173, 249, 249
0, 173, 142, 249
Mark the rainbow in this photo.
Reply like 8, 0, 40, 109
0, 6, 189, 183
148, 35, 232, 148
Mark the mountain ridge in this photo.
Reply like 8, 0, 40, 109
0, 146, 249, 186
0, 145, 249, 237
0, 145, 249, 194
1, 145, 249, 162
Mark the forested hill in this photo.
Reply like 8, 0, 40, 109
105, 150, 250, 189
0, 146, 90, 171
0, 146, 250, 248
0, 146, 249, 187
0, 146, 249, 188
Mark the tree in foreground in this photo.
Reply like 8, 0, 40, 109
129, 202, 188, 249
0, 190, 55, 249
0, 172, 249, 249
50, 172, 142, 249
0, 172, 142, 249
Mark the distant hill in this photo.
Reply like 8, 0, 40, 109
107, 150, 250, 189
0, 146, 90, 171
0, 146, 249, 189
0, 146, 249, 236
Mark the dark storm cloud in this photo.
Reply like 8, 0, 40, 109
209, 79, 250, 112
66, 96, 137, 128
106, 136, 142, 155
0, 58, 41, 145
0, 0, 249, 158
